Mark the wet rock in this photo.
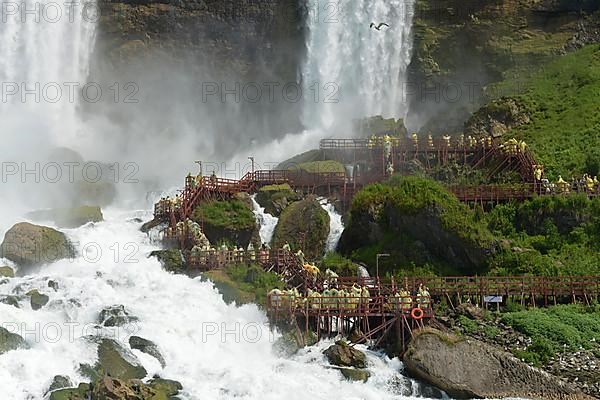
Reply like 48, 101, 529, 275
0, 326, 28, 354
403, 329, 590, 399
339, 367, 370, 382
0, 266, 15, 278
0, 222, 74, 267
48, 383, 90, 400
0, 295, 20, 308
48, 280, 59, 291
98, 305, 139, 327
92, 376, 155, 399
148, 378, 183, 396
150, 249, 186, 273
129, 336, 166, 368
324, 340, 367, 369
94, 338, 147, 381
47, 375, 73, 393
272, 195, 330, 260
27, 289, 49, 310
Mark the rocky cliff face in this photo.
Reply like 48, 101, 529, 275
407, 0, 600, 134
96, 0, 305, 80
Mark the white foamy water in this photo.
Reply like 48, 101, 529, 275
0, 0, 97, 146
302, 0, 415, 133
251, 195, 279, 245
319, 197, 345, 253
0, 209, 432, 399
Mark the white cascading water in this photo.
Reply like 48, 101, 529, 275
0, 210, 432, 399
318, 197, 345, 253
0, 0, 434, 397
302, 0, 415, 133
0, 0, 97, 146
250, 195, 279, 245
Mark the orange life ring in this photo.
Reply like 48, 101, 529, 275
411, 307, 424, 320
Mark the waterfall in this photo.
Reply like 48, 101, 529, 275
302, 0, 415, 133
318, 197, 345, 253
251, 195, 279, 245
0, 210, 432, 399
0, 0, 97, 146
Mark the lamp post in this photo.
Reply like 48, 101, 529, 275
194, 160, 202, 176
248, 157, 255, 175
376, 253, 390, 278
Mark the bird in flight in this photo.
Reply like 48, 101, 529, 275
370, 22, 390, 31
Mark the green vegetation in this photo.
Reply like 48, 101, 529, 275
205, 264, 284, 305
458, 315, 479, 334
343, 176, 600, 278
502, 305, 600, 365
272, 196, 330, 260
318, 253, 358, 276
497, 45, 600, 177
487, 196, 600, 276
193, 199, 256, 230
294, 160, 345, 174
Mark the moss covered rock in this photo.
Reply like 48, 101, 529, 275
272, 196, 329, 260
94, 338, 147, 381
324, 340, 367, 369
27, 206, 104, 229
255, 184, 301, 217
150, 249, 186, 273
147, 378, 183, 397
339, 367, 371, 382
192, 194, 258, 247
26, 289, 49, 310
0, 223, 74, 267
0, 327, 28, 354
0, 266, 14, 278
48, 383, 90, 400
339, 176, 496, 275
0, 295, 20, 308
47, 375, 73, 393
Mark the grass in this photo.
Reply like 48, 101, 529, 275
500, 45, 600, 177
293, 160, 346, 174
259, 184, 293, 192
193, 199, 256, 230
502, 304, 600, 365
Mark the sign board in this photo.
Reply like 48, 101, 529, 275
484, 296, 503, 303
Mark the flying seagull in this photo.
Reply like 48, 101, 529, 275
370, 22, 390, 31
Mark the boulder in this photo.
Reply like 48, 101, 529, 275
255, 184, 301, 216
129, 336, 166, 368
48, 280, 59, 291
339, 367, 370, 382
272, 195, 330, 260
464, 98, 530, 138
47, 375, 73, 393
0, 327, 28, 354
26, 289, 49, 310
403, 329, 591, 399
27, 206, 104, 229
48, 383, 90, 400
150, 249, 186, 273
0, 222, 74, 267
0, 266, 15, 278
94, 338, 147, 381
98, 305, 139, 327
0, 295, 20, 308
324, 340, 367, 369
92, 376, 155, 399
148, 378, 183, 396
